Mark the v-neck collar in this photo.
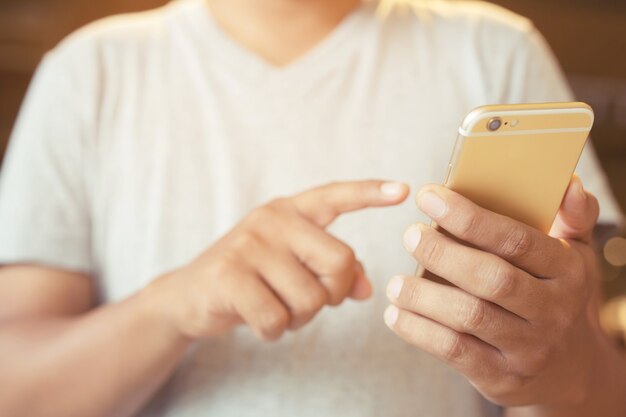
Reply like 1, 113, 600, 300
181, 0, 374, 88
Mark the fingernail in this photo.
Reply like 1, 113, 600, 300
417, 191, 447, 218
386, 275, 404, 300
573, 176, 587, 200
403, 225, 422, 252
380, 182, 406, 198
384, 305, 399, 327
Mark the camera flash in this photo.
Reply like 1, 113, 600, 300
510, 119, 519, 127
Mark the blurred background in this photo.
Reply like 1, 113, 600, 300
0, 0, 625, 340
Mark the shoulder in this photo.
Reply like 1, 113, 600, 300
378, 0, 538, 55
376, 1, 554, 103
34, 0, 204, 106
406, 0, 534, 38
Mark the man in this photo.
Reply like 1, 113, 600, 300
0, 0, 624, 416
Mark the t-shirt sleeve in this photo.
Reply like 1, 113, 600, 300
0, 48, 93, 272
502, 25, 624, 227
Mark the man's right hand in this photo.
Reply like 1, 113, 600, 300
145, 180, 409, 341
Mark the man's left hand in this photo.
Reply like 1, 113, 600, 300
384, 176, 604, 407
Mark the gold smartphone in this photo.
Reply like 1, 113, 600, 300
417, 102, 593, 281
444, 102, 594, 233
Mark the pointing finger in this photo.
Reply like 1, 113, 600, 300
290, 180, 409, 227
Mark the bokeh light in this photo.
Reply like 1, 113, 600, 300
604, 237, 626, 267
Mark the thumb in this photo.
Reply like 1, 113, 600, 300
549, 174, 599, 243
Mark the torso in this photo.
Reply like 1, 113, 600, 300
52, 1, 557, 415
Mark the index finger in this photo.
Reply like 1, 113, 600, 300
415, 184, 570, 279
291, 180, 409, 227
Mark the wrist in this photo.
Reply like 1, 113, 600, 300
136, 271, 195, 347
554, 323, 614, 410
510, 327, 626, 417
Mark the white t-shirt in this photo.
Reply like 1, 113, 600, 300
0, 0, 622, 416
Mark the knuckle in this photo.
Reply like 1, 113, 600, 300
483, 261, 516, 300
568, 254, 590, 293
266, 197, 291, 213
246, 200, 287, 227
441, 332, 466, 363
460, 299, 487, 332
419, 237, 445, 268
208, 256, 234, 276
526, 345, 553, 373
499, 227, 532, 259
327, 245, 356, 274
296, 288, 329, 314
257, 308, 289, 340
317, 185, 340, 208
561, 250, 580, 276
406, 281, 423, 306
231, 230, 263, 252
324, 281, 347, 306
246, 205, 272, 224
497, 373, 528, 399
455, 210, 481, 241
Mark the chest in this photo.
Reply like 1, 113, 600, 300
88, 52, 468, 301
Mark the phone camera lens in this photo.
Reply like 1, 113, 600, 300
487, 118, 502, 132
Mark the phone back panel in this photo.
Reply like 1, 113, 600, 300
445, 103, 593, 233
